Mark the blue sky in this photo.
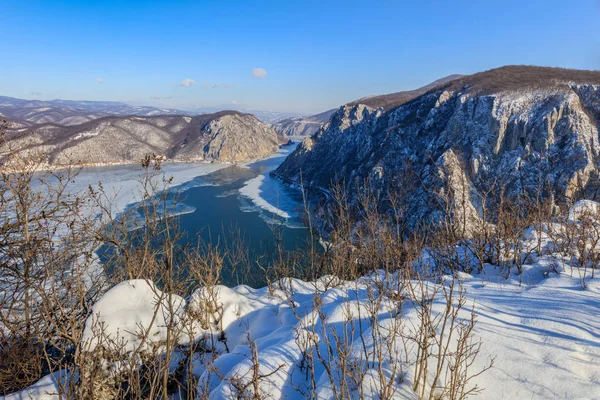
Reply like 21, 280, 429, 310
1, 0, 599, 113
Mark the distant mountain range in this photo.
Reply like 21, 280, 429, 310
0, 96, 302, 127
275, 65, 600, 232
0, 96, 184, 128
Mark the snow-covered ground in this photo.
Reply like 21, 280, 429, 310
459, 265, 599, 398
187, 266, 600, 399
9, 264, 598, 399
7, 208, 600, 399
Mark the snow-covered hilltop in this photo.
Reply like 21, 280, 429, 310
5, 111, 288, 166
275, 66, 600, 231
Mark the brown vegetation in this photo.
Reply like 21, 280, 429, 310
347, 74, 462, 111
442, 65, 600, 95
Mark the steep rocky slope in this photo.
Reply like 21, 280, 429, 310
271, 75, 462, 138
275, 66, 600, 230
7, 111, 286, 166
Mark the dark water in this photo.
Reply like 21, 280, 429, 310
175, 155, 311, 286
105, 145, 314, 287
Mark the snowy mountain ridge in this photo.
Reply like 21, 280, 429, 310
0, 96, 184, 128
5, 111, 288, 166
275, 66, 600, 232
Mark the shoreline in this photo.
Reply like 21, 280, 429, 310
7, 142, 299, 174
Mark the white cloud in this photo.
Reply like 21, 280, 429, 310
178, 79, 197, 87
231, 100, 238, 105
251, 68, 267, 79
96, 77, 104, 84
150, 96, 173, 100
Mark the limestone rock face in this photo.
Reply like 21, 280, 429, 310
172, 112, 286, 163
274, 104, 384, 188
274, 66, 600, 231
6, 111, 285, 166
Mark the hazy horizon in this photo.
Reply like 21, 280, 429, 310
2, 0, 599, 113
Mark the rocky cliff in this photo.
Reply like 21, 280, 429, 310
270, 75, 463, 138
6, 111, 286, 166
274, 66, 600, 231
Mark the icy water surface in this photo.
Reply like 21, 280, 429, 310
103, 143, 314, 287
173, 146, 312, 286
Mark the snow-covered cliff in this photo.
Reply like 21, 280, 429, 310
275, 66, 600, 230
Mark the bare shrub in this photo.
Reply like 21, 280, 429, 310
0, 120, 106, 394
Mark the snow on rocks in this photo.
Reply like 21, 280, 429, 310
81, 279, 186, 353
568, 199, 600, 223
187, 284, 291, 353
275, 75, 600, 234
1, 371, 69, 400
